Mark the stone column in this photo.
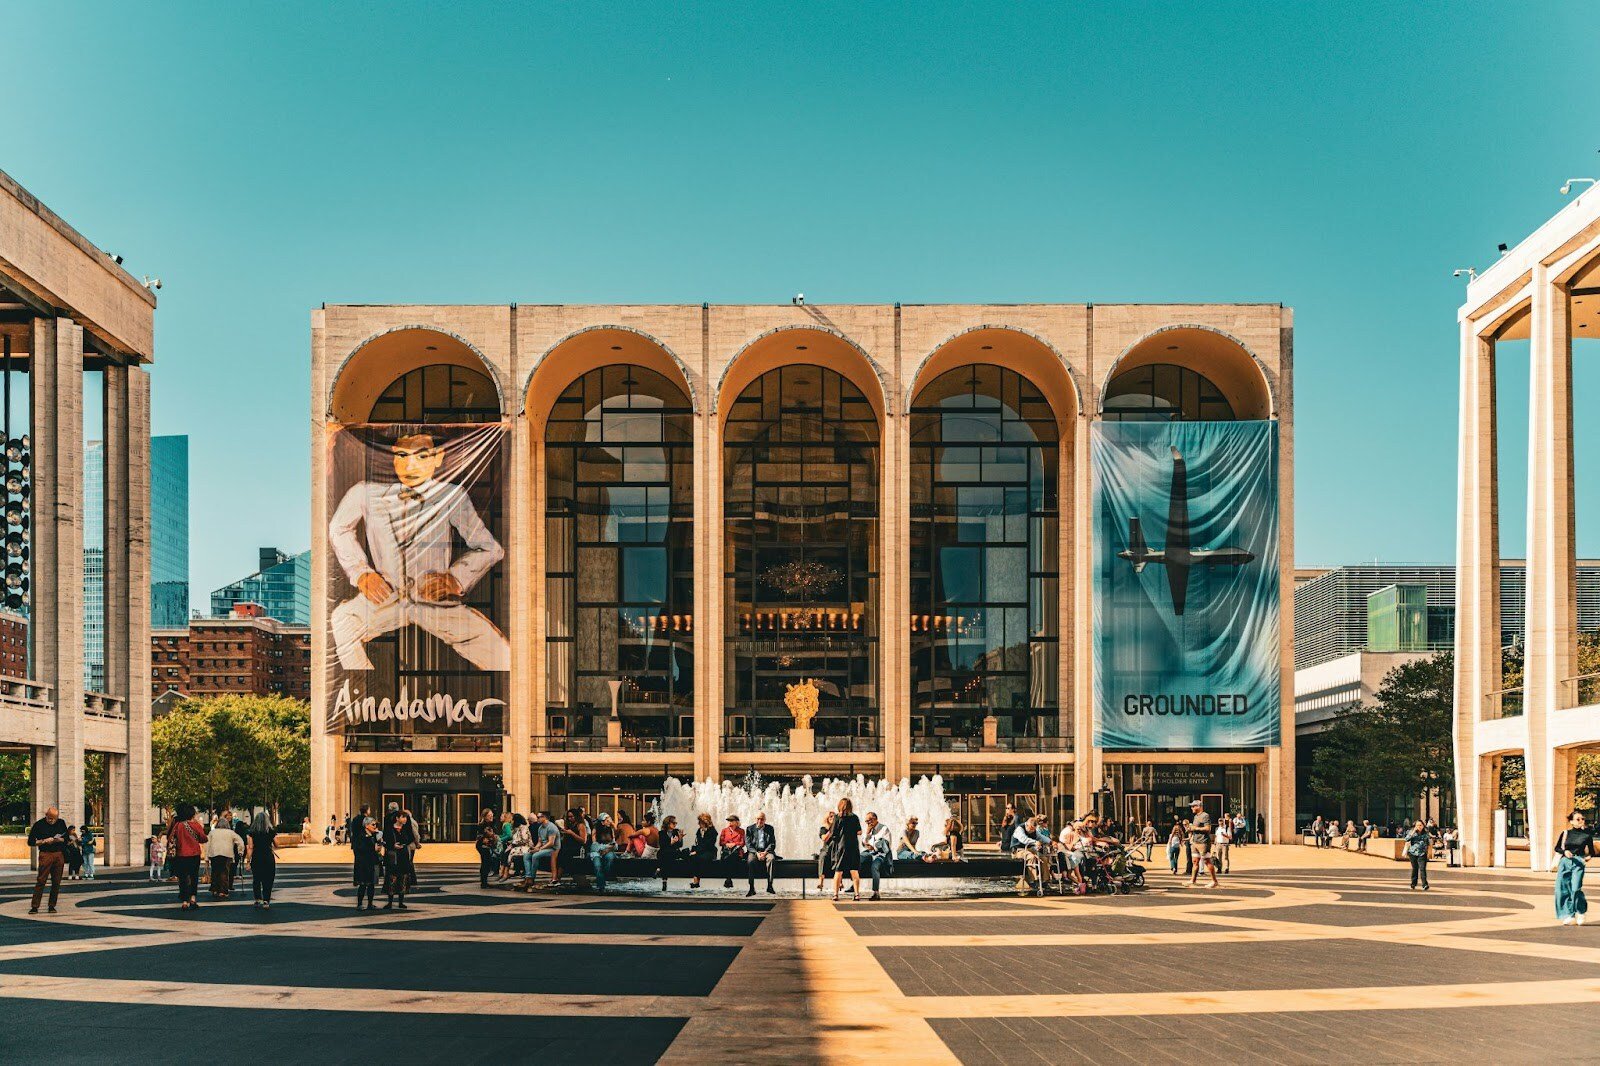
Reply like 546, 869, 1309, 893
1453, 321, 1500, 866
694, 390, 721, 782
880, 402, 910, 782
505, 412, 533, 807
1072, 414, 1098, 817
309, 317, 338, 829
28, 317, 86, 827
1523, 266, 1575, 871
101, 364, 152, 866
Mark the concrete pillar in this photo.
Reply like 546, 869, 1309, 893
309, 319, 338, 830
1072, 412, 1098, 817
28, 317, 86, 827
506, 412, 533, 806
880, 401, 910, 782
101, 364, 152, 866
1453, 321, 1501, 866
1272, 323, 1296, 845
1523, 266, 1575, 871
694, 373, 721, 783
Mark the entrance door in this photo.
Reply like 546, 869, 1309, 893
1125, 793, 1151, 833
416, 793, 449, 844
1201, 793, 1225, 827
965, 794, 1008, 844
456, 793, 480, 842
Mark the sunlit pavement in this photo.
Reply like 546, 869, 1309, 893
0, 850, 1588, 1065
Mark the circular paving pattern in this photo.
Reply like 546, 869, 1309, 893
0, 856, 1594, 1064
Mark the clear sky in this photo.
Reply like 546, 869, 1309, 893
2, 2, 1594, 597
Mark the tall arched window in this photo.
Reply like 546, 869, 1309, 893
545, 366, 694, 745
724, 365, 879, 750
1102, 363, 1235, 422
910, 365, 1059, 747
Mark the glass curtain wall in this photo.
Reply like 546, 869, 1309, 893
545, 366, 694, 747
910, 365, 1059, 750
724, 365, 879, 750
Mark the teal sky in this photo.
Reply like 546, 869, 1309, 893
3, 2, 1594, 597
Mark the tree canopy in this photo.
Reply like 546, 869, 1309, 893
151, 695, 310, 824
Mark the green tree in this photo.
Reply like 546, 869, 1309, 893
151, 695, 311, 824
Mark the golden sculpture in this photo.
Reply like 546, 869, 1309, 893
784, 678, 820, 729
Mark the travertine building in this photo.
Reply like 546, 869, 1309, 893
311, 303, 1294, 844
0, 169, 155, 865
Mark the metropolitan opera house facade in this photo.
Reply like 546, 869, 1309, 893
310, 303, 1295, 845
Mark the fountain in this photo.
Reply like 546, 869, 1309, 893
655, 772, 951, 858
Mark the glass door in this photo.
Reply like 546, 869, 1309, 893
965, 794, 1008, 844
455, 793, 480, 842
417, 793, 448, 844
1125, 793, 1151, 832
1201, 793, 1225, 827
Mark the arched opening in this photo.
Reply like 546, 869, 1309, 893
329, 327, 503, 423
910, 364, 1060, 746
724, 363, 880, 750
1102, 327, 1272, 420
543, 365, 695, 746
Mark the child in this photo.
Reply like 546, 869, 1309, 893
149, 830, 168, 881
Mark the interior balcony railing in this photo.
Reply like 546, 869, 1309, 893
1559, 672, 1600, 710
1483, 687, 1524, 721
531, 735, 695, 753
911, 735, 1073, 753
721, 734, 883, 753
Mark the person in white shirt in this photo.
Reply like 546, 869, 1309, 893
1232, 813, 1248, 847
861, 812, 894, 901
205, 818, 244, 899
1214, 815, 1233, 874
329, 433, 510, 672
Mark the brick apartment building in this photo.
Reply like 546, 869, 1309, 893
0, 609, 27, 678
152, 603, 311, 706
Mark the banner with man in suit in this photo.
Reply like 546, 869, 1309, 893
324, 423, 509, 735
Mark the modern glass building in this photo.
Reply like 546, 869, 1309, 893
84, 434, 187, 690
311, 304, 1295, 844
151, 435, 190, 628
210, 547, 312, 625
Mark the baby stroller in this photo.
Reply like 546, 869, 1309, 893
1082, 845, 1145, 894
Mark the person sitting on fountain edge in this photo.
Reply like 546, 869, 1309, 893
861, 812, 894, 901
719, 814, 746, 889
745, 812, 778, 896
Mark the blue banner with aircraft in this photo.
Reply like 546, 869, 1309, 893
1092, 420, 1280, 749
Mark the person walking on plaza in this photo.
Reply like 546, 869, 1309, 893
351, 807, 382, 910
1166, 822, 1184, 875
816, 811, 836, 890
1554, 810, 1593, 926
1214, 813, 1233, 874
825, 798, 863, 902
383, 808, 420, 909
168, 804, 208, 909
206, 815, 244, 898
301, 817, 313, 845
1232, 812, 1248, 848
148, 830, 167, 882
745, 812, 778, 896
1444, 826, 1461, 867
80, 824, 97, 880
246, 811, 278, 908
1403, 819, 1432, 891
1138, 821, 1158, 862
27, 806, 70, 914
64, 826, 84, 880
1188, 801, 1219, 889
1255, 811, 1266, 844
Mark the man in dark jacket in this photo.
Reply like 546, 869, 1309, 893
745, 812, 778, 896
28, 806, 70, 914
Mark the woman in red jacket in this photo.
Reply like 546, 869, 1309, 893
167, 803, 208, 909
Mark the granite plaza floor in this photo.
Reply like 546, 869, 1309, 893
0, 848, 1592, 1064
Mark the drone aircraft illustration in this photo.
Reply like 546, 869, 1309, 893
1117, 446, 1255, 616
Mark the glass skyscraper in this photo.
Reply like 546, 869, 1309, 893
84, 434, 188, 690
210, 547, 311, 625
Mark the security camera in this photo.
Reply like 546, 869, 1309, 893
111, 254, 123, 265
792, 293, 805, 306
1561, 178, 1597, 195
141, 276, 162, 291
1452, 268, 1478, 281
